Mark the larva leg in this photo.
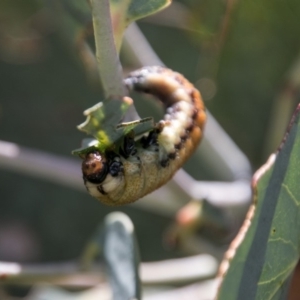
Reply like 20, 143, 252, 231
119, 133, 136, 158
81, 66, 206, 206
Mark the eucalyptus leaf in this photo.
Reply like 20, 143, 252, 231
116, 117, 154, 137
217, 104, 300, 300
110, 0, 171, 50
74, 98, 154, 155
77, 98, 131, 150
126, 0, 171, 24
72, 138, 100, 156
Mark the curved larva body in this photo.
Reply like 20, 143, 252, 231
82, 66, 206, 206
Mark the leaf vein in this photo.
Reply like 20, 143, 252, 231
268, 237, 297, 251
282, 183, 300, 206
258, 262, 295, 286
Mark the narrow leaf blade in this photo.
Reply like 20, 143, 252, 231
217, 104, 300, 299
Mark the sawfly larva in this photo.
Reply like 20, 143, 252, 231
82, 66, 206, 206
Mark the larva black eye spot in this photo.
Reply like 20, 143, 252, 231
82, 152, 108, 184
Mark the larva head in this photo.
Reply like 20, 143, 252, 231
81, 151, 126, 205
82, 151, 108, 184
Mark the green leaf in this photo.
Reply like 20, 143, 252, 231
126, 0, 171, 24
110, 0, 171, 50
72, 138, 100, 156
102, 212, 141, 300
80, 212, 141, 299
78, 100, 129, 148
115, 117, 154, 137
74, 98, 154, 155
217, 104, 300, 300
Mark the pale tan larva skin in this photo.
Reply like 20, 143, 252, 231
82, 66, 206, 206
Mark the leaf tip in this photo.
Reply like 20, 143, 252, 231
83, 102, 103, 116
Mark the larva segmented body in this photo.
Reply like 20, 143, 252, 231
82, 66, 206, 206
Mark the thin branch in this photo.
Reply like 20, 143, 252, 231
0, 254, 217, 287
143, 280, 219, 300
91, 0, 126, 98
0, 140, 251, 215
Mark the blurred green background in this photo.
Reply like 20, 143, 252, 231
0, 0, 300, 270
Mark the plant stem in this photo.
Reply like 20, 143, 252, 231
91, 0, 126, 98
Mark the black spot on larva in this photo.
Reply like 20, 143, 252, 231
168, 152, 176, 160
121, 135, 136, 158
142, 130, 158, 148
136, 156, 141, 161
107, 151, 119, 160
186, 123, 194, 132
109, 161, 123, 177
181, 135, 188, 142
160, 159, 170, 168
141, 136, 147, 145
175, 143, 182, 150
97, 185, 107, 195
119, 147, 126, 158
192, 109, 198, 120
